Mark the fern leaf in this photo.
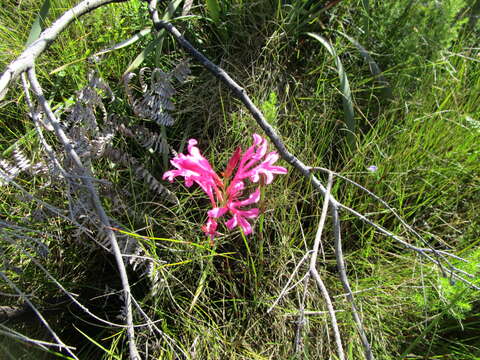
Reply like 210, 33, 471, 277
103, 146, 179, 204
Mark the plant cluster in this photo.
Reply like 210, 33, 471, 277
0, 1, 479, 359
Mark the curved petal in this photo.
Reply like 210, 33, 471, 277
233, 188, 261, 207
237, 216, 253, 235
226, 216, 238, 230
208, 207, 228, 218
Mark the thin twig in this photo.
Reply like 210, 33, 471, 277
0, 324, 75, 351
21, 73, 68, 177
310, 167, 470, 274
339, 202, 479, 289
26, 67, 140, 360
5, 240, 163, 330
267, 251, 312, 313
294, 275, 310, 354
308, 172, 345, 360
131, 296, 188, 358
0, 271, 78, 359
332, 202, 374, 360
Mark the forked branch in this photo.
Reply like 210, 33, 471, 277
148, 5, 476, 358
26, 67, 140, 360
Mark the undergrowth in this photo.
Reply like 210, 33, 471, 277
1, 0, 479, 359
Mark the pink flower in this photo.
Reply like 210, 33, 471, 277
163, 134, 287, 240
163, 139, 223, 206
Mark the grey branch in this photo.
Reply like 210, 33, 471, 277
0, 0, 127, 100
26, 67, 140, 360
0, 271, 78, 359
309, 173, 345, 360
332, 203, 374, 360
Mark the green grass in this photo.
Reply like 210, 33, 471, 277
1, 0, 479, 359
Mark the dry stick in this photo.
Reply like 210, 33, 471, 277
14, 242, 162, 330
308, 172, 345, 360
310, 167, 471, 274
267, 251, 312, 313
339, 202, 480, 290
21, 73, 68, 178
0, 271, 78, 359
148, 14, 373, 359
332, 204, 374, 360
0, 0, 128, 100
27, 67, 140, 360
0, 324, 75, 352
294, 275, 310, 354
130, 296, 188, 358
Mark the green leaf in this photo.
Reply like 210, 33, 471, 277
205, 0, 221, 24
336, 31, 393, 100
122, 0, 183, 77
362, 0, 370, 14
25, 0, 51, 46
122, 37, 159, 77
307, 32, 356, 148
92, 27, 151, 59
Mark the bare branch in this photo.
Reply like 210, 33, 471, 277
309, 173, 345, 360
332, 201, 374, 360
0, 0, 128, 100
0, 324, 76, 352
0, 271, 78, 359
26, 67, 140, 360
267, 251, 312, 313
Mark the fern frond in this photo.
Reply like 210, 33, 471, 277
123, 60, 190, 128
66, 71, 113, 132
151, 111, 174, 127
0, 147, 48, 185
90, 131, 115, 158
172, 59, 191, 83
0, 160, 20, 186
103, 146, 178, 204
108, 116, 169, 154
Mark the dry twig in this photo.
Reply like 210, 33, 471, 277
26, 67, 140, 360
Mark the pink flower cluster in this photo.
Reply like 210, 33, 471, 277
163, 134, 287, 240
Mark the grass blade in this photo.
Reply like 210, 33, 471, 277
122, 0, 183, 77
25, 0, 50, 46
205, 0, 221, 24
122, 37, 158, 77
74, 326, 122, 360
362, 0, 370, 14
336, 31, 393, 100
307, 32, 356, 147
93, 27, 152, 58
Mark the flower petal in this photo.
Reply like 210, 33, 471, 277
162, 138, 224, 207
237, 216, 253, 235
224, 147, 242, 179
233, 188, 261, 207
208, 207, 228, 218
226, 216, 238, 230
201, 217, 219, 240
